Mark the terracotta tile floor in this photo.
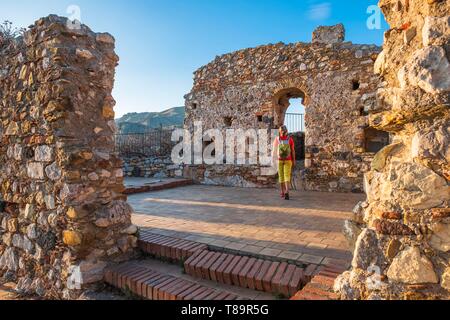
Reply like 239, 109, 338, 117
130, 185, 364, 266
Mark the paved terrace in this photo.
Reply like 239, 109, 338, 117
130, 185, 364, 267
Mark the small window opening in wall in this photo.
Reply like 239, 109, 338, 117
352, 80, 360, 91
192, 103, 198, 110
257, 115, 263, 122
364, 128, 390, 153
224, 117, 233, 127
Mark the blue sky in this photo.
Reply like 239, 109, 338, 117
1, 0, 388, 117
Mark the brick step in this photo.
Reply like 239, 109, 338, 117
184, 250, 307, 298
292, 283, 339, 300
104, 263, 243, 300
290, 264, 347, 301
138, 232, 307, 298
138, 231, 208, 262
124, 179, 193, 195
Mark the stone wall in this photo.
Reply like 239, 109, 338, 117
185, 24, 383, 192
336, 0, 450, 300
0, 16, 137, 299
182, 132, 305, 189
122, 156, 183, 178
183, 164, 278, 188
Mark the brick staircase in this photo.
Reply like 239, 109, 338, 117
290, 264, 346, 300
183, 250, 306, 297
138, 232, 208, 261
104, 231, 347, 300
104, 263, 243, 300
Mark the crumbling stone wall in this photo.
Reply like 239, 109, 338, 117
122, 156, 183, 178
185, 24, 382, 192
0, 16, 137, 299
336, 0, 449, 300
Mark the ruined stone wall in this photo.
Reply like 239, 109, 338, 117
185, 25, 382, 192
337, 0, 450, 300
122, 156, 183, 178
0, 16, 137, 299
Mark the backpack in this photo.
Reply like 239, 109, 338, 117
278, 137, 291, 160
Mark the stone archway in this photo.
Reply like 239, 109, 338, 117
272, 87, 308, 162
272, 87, 308, 128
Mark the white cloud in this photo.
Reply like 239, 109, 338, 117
307, 2, 332, 21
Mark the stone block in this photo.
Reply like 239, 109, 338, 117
429, 222, 450, 252
387, 247, 438, 285
67, 261, 108, 289
27, 162, 44, 179
398, 46, 450, 94
351, 229, 383, 270
63, 230, 83, 246
312, 24, 345, 44
422, 16, 450, 46
45, 162, 62, 181
34, 145, 53, 162
371, 143, 402, 172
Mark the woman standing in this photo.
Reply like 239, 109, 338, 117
273, 125, 296, 200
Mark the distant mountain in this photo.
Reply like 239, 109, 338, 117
116, 107, 185, 134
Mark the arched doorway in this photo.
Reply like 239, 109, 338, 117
273, 87, 306, 128
284, 98, 305, 133
273, 88, 307, 161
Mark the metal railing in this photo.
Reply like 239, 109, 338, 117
284, 113, 305, 133
114, 129, 175, 157
114, 115, 305, 157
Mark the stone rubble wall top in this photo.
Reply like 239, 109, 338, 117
191, 24, 381, 92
